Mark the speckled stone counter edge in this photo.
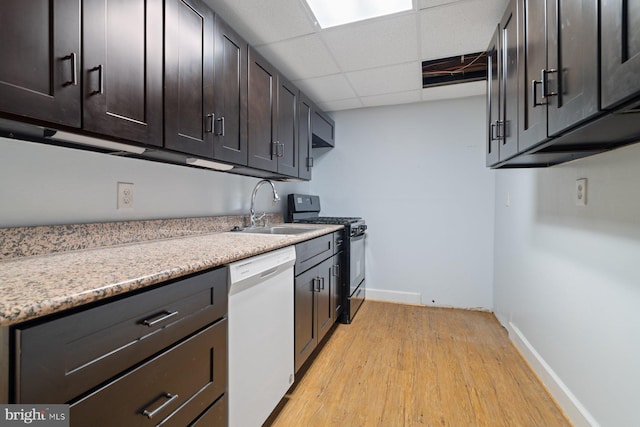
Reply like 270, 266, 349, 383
0, 214, 281, 260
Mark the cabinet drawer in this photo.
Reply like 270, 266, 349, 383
191, 395, 227, 426
295, 234, 333, 274
15, 267, 228, 404
70, 320, 227, 427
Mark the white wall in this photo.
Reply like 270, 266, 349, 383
493, 144, 640, 427
311, 96, 495, 309
0, 137, 310, 227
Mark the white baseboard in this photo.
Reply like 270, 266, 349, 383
365, 288, 422, 305
506, 322, 600, 427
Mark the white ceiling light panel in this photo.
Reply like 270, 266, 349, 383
306, 0, 413, 28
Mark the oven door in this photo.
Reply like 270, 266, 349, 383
349, 233, 365, 295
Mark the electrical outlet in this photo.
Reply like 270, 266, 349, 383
117, 182, 134, 209
576, 178, 587, 206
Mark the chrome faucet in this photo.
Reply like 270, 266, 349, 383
249, 180, 280, 228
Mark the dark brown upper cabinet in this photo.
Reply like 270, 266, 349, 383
298, 93, 314, 181
247, 48, 299, 176
498, 0, 519, 162
486, 25, 501, 167
545, 0, 599, 136
277, 76, 299, 177
601, 0, 640, 110
213, 17, 249, 165
83, 0, 163, 146
518, 0, 548, 153
0, 0, 81, 128
517, 0, 599, 145
164, 0, 215, 157
248, 48, 279, 173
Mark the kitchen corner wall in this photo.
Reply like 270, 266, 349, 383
493, 144, 640, 426
310, 96, 495, 310
0, 137, 310, 227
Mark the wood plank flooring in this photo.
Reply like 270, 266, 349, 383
269, 301, 571, 427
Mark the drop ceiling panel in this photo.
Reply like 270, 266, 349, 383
361, 90, 422, 108
294, 74, 357, 102
318, 98, 364, 112
419, 0, 468, 10
321, 13, 419, 72
346, 62, 421, 97
203, 0, 316, 45
255, 34, 341, 81
421, 80, 486, 102
420, 0, 506, 60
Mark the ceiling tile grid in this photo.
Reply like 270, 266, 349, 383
204, 0, 508, 111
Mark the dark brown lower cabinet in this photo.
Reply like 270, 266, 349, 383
70, 320, 226, 427
294, 234, 338, 373
12, 267, 228, 426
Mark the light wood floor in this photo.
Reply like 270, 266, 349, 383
270, 301, 571, 427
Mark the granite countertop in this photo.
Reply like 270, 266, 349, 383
0, 223, 343, 327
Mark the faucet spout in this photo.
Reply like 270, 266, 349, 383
250, 180, 280, 228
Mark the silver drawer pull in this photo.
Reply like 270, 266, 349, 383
142, 393, 178, 419
141, 310, 179, 327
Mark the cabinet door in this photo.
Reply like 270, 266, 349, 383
316, 258, 333, 343
518, 0, 548, 152
0, 0, 81, 127
499, 0, 519, 161
601, 0, 640, 109
486, 25, 501, 167
83, 0, 163, 146
164, 0, 214, 157
298, 93, 313, 180
546, 0, 599, 136
213, 17, 248, 165
277, 77, 299, 176
248, 48, 278, 172
294, 267, 317, 373
330, 253, 344, 323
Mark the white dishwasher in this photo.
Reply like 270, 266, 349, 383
228, 246, 296, 427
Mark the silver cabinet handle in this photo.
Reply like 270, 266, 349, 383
492, 120, 503, 140
141, 310, 179, 327
206, 113, 215, 133
142, 393, 178, 419
541, 68, 558, 99
531, 79, 546, 107
63, 53, 78, 86
311, 277, 319, 292
216, 116, 225, 136
320, 276, 325, 290
307, 157, 314, 168
272, 141, 279, 157
90, 65, 104, 95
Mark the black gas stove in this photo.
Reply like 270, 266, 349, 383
288, 194, 366, 323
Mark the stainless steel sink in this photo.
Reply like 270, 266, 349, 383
239, 225, 318, 235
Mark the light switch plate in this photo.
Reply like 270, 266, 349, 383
576, 178, 587, 206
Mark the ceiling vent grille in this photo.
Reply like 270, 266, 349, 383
422, 52, 487, 88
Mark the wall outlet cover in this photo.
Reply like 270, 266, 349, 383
117, 182, 134, 209
576, 178, 587, 206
